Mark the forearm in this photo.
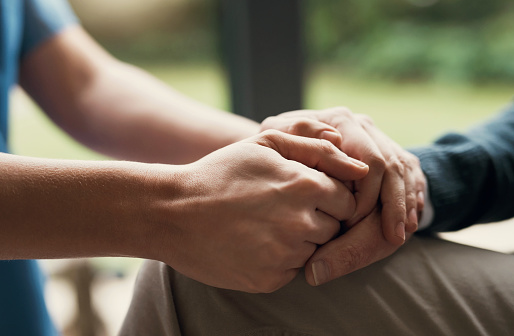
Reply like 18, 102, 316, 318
20, 26, 260, 164
0, 153, 159, 260
411, 102, 514, 232
74, 61, 260, 164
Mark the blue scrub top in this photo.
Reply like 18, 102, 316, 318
0, 0, 77, 334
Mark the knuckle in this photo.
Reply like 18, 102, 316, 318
317, 138, 337, 155
296, 173, 320, 191
260, 116, 276, 129
287, 212, 316, 237
257, 129, 285, 150
260, 129, 283, 139
402, 153, 420, 170
300, 216, 319, 235
405, 190, 417, 205
388, 159, 405, 178
333, 106, 353, 116
287, 118, 314, 135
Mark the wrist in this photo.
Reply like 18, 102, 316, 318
126, 162, 190, 265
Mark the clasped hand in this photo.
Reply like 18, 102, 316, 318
148, 130, 368, 293
261, 107, 426, 286
151, 108, 425, 292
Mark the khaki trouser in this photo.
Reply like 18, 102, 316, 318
120, 236, 514, 336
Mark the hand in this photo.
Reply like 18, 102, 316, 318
304, 208, 413, 286
261, 107, 426, 245
146, 130, 369, 293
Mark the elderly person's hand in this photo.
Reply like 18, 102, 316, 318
261, 107, 426, 247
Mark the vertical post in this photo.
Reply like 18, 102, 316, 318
219, 0, 304, 122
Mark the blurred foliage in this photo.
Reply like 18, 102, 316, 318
73, 0, 221, 65
304, 0, 514, 83
75, 0, 514, 83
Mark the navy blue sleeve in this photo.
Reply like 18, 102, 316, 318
20, 0, 78, 58
410, 102, 514, 232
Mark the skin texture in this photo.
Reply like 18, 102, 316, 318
3, 24, 426, 291
261, 109, 426, 285
148, 131, 369, 292
0, 132, 367, 293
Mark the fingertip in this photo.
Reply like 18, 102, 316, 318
349, 157, 369, 171
406, 208, 418, 233
405, 222, 418, 233
417, 191, 425, 211
309, 259, 330, 286
385, 222, 406, 246
304, 263, 317, 286
343, 158, 369, 181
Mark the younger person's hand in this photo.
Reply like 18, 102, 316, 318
145, 130, 368, 293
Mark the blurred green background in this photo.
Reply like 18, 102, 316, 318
9, 1, 513, 334
10, 0, 514, 161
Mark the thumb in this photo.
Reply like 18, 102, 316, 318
253, 130, 369, 181
261, 116, 343, 148
305, 209, 398, 286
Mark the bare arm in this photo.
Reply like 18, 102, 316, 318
19, 25, 259, 164
0, 132, 368, 292
0, 153, 152, 260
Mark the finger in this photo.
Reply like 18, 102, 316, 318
360, 125, 407, 245
415, 172, 426, 214
349, 166, 384, 226
380, 167, 407, 245
327, 117, 385, 225
261, 116, 343, 147
314, 176, 356, 222
304, 210, 344, 245
403, 159, 419, 233
404, 167, 419, 233
417, 189, 425, 214
253, 130, 369, 181
304, 209, 399, 286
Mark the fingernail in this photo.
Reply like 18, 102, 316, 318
349, 157, 368, 169
408, 208, 418, 225
395, 222, 405, 240
320, 131, 340, 145
312, 260, 329, 286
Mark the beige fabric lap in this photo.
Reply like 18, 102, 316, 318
120, 236, 514, 336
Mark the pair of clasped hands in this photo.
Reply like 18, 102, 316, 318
159, 107, 425, 293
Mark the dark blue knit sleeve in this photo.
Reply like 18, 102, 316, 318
410, 102, 514, 232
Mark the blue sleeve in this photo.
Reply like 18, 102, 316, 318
410, 102, 514, 232
0, 260, 58, 336
20, 0, 78, 58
